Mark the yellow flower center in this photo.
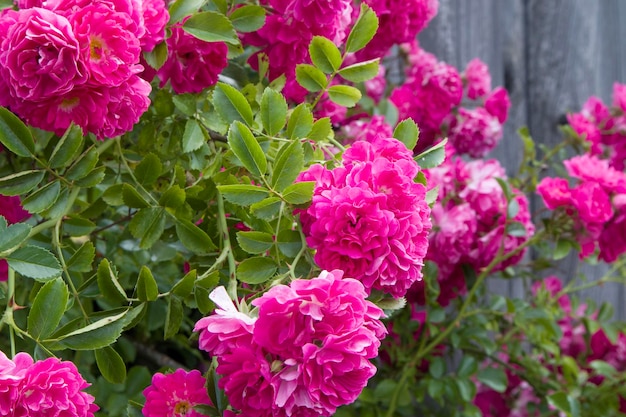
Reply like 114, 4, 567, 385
174, 401, 191, 416
90, 36, 106, 61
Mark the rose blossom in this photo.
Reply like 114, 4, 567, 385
464, 58, 491, 99
0, 195, 31, 282
139, 0, 168, 52
142, 369, 212, 417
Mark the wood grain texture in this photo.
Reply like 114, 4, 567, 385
417, 0, 626, 317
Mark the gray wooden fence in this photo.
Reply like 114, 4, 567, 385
418, 0, 626, 319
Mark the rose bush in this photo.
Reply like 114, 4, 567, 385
1, 1, 626, 416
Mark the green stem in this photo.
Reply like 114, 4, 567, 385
217, 192, 238, 307
7, 266, 15, 358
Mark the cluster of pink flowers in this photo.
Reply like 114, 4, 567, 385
0, 350, 98, 416
567, 82, 626, 170
244, 0, 353, 102
0, 195, 30, 281
0, 0, 168, 138
390, 42, 510, 156
412, 149, 533, 306
298, 135, 432, 298
142, 369, 212, 417
193, 271, 386, 416
536, 153, 626, 262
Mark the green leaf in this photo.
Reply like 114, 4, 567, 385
308, 117, 332, 142
136, 266, 159, 301
476, 368, 508, 393
21, 180, 61, 214
345, 3, 379, 53
135, 153, 163, 186
76, 166, 105, 188
214, 82, 254, 125
237, 256, 277, 284
159, 185, 186, 209
457, 355, 478, 378
49, 124, 84, 169
102, 184, 125, 206
589, 360, 618, 378
128, 207, 166, 249
175, 218, 217, 253
282, 181, 315, 204
455, 379, 476, 402
554, 239, 572, 260
309, 36, 342, 74
97, 259, 127, 303
217, 184, 269, 206
172, 94, 197, 116
0, 106, 35, 157
286, 104, 313, 139
95, 346, 127, 384
182, 119, 206, 153
295, 64, 328, 92
260, 88, 288, 136
237, 231, 274, 254
56, 309, 139, 350
63, 216, 96, 237
276, 229, 302, 258
122, 184, 150, 209
168, 0, 207, 23
183, 11, 239, 45
0, 170, 44, 196
338, 59, 380, 83
429, 357, 446, 379
6, 246, 61, 282
0, 221, 31, 252
228, 121, 267, 176
272, 140, 304, 192
327, 85, 362, 108
164, 296, 183, 339
66, 147, 99, 181
415, 138, 447, 169
547, 392, 571, 414
393, 118, 419, 150
229, 4, 265, 33
28, 277, 68, 340
171, 270, 196, 297
250, 197, 282, 220
66, 241, 95, 273
142, 41, 168, 70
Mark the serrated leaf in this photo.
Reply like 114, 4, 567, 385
135, 153, 163, 186
276, 229, 302, 258
175, 219, 217, 254
21, 181, 61, 214
214, 82, 254, 125
309, 36, 342, 74
49, 124, 84, 168
95, 346, 126, 384
272, 140, 304, 192
228, 121, 266, 176
476, 368, 508, 393
122, 184, 150, 209
67, 241, 95, 272
7, 246, 61, 282
250, 197, 282, 220
217, 184, 269, 205
128, 207, 166, 249
172, 94, 197, 116
142, 40, 168, 70
237, 231, 274, 254
171, 270, 196, 297
415, 138, 447, 169
63, 216, 96, 237
183, 11, 239, 45
66, 147, 99, 181
102, 184, 125, 206
159, 185, 186, 209
75, 167, 104, 187
229, 4, 265, 32
237, 256, 277, 284
0, 170, 44, 196
182, 119, 206, 153
260, 88, 288, 136
338, 59, 380, 83
97, 259, 127, 303
327, 85, 362, 107
28, 277, 68, 340
56, 310, 134, 350
286, 104, 313, 139
0, 106, 34, 157
136, 266, 158, 301
164, 296, 183, 339
282, 181, 315, 204
345, 3, 379, 53
168, 0, 207, 23
393, 118, 419, 150
0, 222, 31, 252
295, 64, 328, 92
308, 117, 332, 142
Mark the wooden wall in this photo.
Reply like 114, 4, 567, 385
418, 0, 626, 318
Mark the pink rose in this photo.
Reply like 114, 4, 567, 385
142, 369, 212, 417
484, 86, 511, 123
464, 58, 492, 99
